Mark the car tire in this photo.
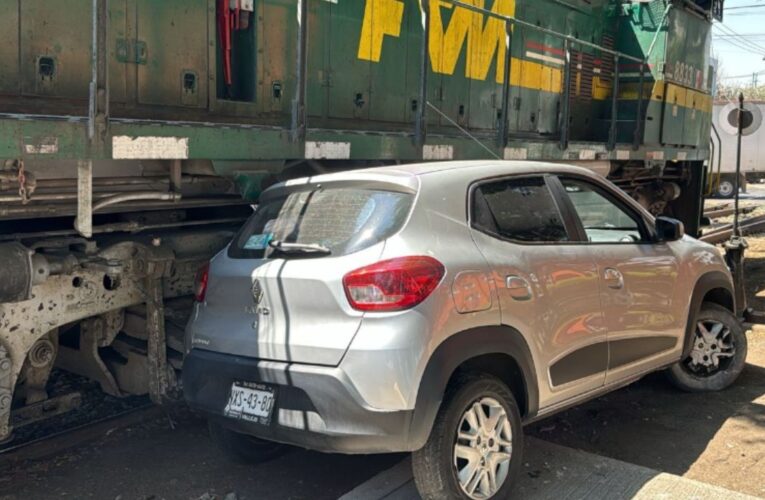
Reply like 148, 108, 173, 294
412, 374, 523, 500
208, 420, 287, 464
667, 303, 748, 392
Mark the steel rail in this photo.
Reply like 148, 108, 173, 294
0, 403, 155, 457
705, 203, 732, 212
704, 206, 756, 219
700, 215, 765, 244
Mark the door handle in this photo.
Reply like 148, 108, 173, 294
506, 276, 532, 301
603, 268, 624, 290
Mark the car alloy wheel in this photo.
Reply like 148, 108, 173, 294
667, 303, 747, 392
685, 319, 735, 375
453, 397, 513, 499
413, 375, 522, 500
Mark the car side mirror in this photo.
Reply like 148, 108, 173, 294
656, 216, 685, 242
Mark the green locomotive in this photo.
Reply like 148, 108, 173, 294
0, 0, 722, 439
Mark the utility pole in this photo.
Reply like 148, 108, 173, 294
724, 92, 748, 318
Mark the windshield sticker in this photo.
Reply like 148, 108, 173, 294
244, 233, 273, 250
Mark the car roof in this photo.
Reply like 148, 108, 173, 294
274, 161, 600, 194
261, 160, 655, 224
356, 160, 592, 178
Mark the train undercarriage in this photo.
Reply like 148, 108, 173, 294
0, 159, 252, 441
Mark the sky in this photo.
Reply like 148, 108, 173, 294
714, 0, 765, 85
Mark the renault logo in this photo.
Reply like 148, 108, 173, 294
252, 279, 264, 305
248, 279, 269, 317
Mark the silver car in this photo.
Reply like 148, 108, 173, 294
183, 161, 747, 500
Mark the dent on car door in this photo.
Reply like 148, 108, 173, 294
468, 176, 607, 410
557, 177, 683, 384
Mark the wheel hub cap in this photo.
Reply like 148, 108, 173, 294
453, 397, 513, 499
687, 320, 735, 373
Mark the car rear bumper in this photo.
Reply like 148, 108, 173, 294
182, 349, 419, 454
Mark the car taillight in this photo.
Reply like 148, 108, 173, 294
343, 256, 445, 312
194, 262, 210, 302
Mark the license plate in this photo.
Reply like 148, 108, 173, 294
223, 382, 276, 425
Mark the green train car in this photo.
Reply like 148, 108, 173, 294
0, 0, 722, 440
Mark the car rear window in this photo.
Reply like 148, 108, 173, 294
229, 187, 414, 259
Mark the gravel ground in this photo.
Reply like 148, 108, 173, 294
0, 407, 399, 500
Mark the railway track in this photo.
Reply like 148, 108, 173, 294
704, 206, 755, 219
0, 403, 157, 461
700, 214, 765, 244
0, 370, 157, 460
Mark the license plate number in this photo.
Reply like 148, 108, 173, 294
223, 382, 276, 425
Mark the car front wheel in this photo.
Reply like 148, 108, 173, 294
668, 303, 748, 392
412, 374, 523, 500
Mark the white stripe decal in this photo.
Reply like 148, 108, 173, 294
305, 141, 351, 160
504, 147, 528, 160
24, 137, 59, 155
525, 51, 565, 66
423, 145, 454, 160
647, 151, 665, 161
113, 136, 189, 160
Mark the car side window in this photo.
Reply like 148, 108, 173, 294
560, 178, 645, 243
472, 177, 569, 243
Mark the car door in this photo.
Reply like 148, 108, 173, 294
556, 176, 683, 386
468, 175, 608, 410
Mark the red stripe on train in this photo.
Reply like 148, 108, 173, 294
525, 41, 565, 57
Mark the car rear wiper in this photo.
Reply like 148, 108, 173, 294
268, 240, 332, 256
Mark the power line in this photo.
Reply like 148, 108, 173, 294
714, 22, 758, 42
715, 22, 765, 51
719, 69, 765, 80
726, 10, 765, 15
713, 23, 765, 54
723, 1, 765, 16
713, 30, 765, 55
713, 35, 765, 47
714, 33, 765, 38
725, 3, 765, 10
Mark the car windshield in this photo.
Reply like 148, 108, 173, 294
229, 187, 414, 259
